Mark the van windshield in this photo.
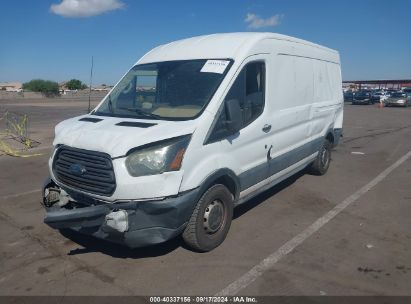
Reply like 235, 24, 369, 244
94, 59, 232, 120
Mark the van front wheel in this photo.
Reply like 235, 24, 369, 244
309, 140, 332, 176
182, 184, 233, 252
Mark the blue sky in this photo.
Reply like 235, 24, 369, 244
1, 0, 410, 85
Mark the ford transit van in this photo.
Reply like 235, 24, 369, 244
42, 33, 343, 252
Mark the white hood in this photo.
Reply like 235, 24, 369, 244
53, 115, 197, 158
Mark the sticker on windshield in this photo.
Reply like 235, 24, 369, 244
200, 60, 230, 74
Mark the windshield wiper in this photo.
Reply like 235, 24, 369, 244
118, 107, 163, 120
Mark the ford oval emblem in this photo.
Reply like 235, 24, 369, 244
69, 163, 87, 176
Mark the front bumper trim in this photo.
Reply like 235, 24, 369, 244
43, 178, 199, 248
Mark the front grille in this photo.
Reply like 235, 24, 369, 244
53, 146, 116, 196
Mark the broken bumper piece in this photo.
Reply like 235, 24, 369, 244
42, 178, 199, 248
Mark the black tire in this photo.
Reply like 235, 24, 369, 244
308, 140, 332, 176
182, 184, 233, 252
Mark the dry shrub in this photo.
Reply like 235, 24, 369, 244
0, 110, 42, 157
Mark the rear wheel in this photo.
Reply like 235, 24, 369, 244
309, 139, 332, 176
182, 184, 233, 252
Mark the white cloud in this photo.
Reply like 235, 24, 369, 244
244, 13, 283, 29
51, 0, 124, 18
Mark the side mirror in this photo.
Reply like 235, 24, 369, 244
225, 99, 242, 133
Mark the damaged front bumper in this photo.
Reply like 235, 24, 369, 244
42, 178, 199, 248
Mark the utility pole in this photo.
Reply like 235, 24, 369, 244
88, 56, 94, 113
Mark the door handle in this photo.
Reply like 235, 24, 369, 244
262, 124, 272, 133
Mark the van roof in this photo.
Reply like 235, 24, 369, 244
137, 32, 338, 64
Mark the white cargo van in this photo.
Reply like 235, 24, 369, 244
42, 33, 343, 252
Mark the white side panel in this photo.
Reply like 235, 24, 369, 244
310, 60, 343, 138
266, 53, 313, 160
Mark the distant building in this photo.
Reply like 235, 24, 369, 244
92, 84, 112, 91
58, 81, 73, 94
343, 79, 411, 90
58, 81, 84, 94
0, 82, 22, 92
58, 81, 67, 90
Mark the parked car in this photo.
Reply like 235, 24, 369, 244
384, 92, 411, 107
352, 91, 374, 105
386, 89, 399, 95
344, 91, 354, 102
371, 91, 389, 103
402, 87, 411, 94
42, 33, 343, 252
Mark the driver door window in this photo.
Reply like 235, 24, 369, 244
225, 61, 265, 126
209, 61, 265, 142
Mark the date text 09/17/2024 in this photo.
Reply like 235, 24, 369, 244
149, 296, 258, 303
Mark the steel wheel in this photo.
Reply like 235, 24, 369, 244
203, 199, 225, 234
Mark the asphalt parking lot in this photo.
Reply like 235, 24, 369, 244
0, 99, 410, 296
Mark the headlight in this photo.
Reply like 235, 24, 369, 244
125, 135, 191, 177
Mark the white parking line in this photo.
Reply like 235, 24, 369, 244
1, 189, 41, 200
216, 149, 411, 296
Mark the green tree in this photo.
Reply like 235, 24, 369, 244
66, 79, 87, 90
22, 79, 59, 95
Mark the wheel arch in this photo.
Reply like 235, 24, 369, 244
326, 131, 335, 145
197, 168, 240, 202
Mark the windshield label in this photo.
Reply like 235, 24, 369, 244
200, 60, 230, 74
